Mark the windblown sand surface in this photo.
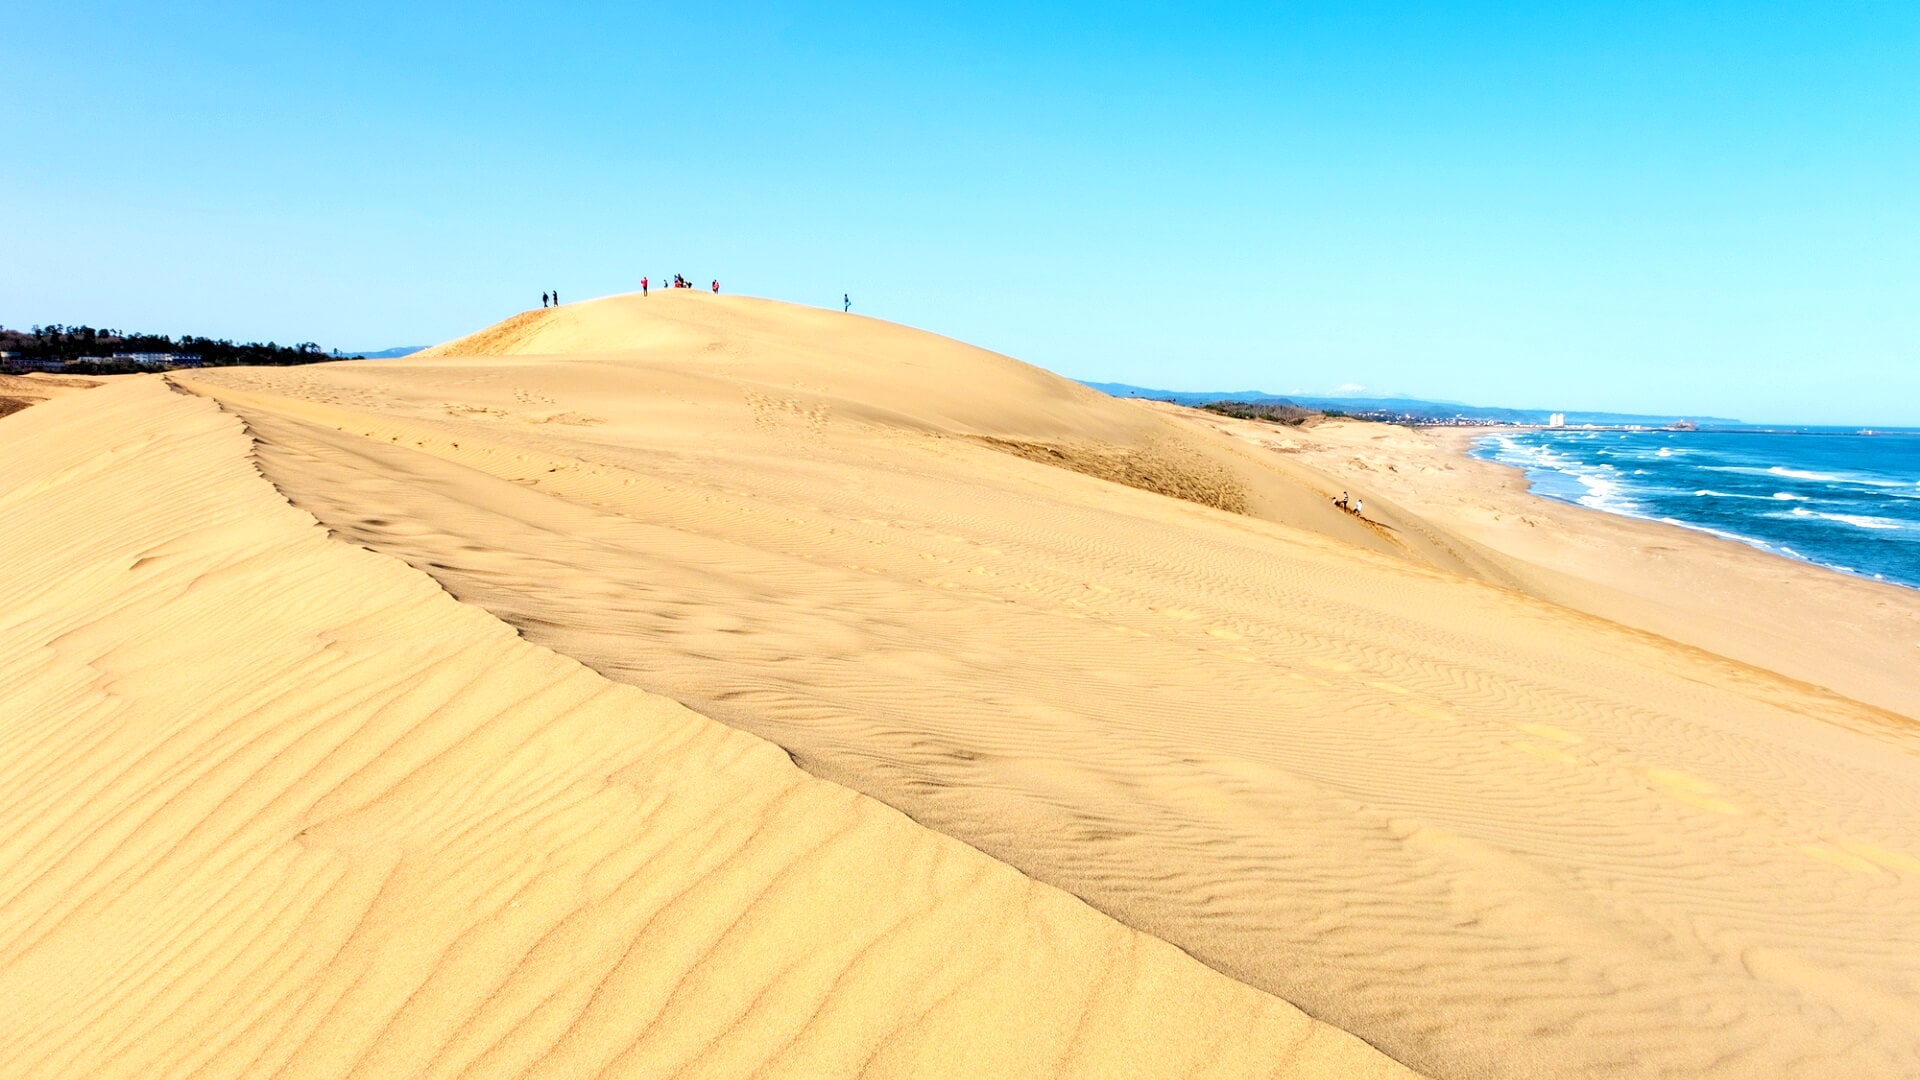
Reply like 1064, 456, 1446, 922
1179, 409, 1920, 721
154, 292, 1920, 1078
0, 371, 104, 417
0, 379, 1413, 1077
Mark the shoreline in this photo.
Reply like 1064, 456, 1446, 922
1459, 426, 1918, 592
12, 294, 1920, 1077
1168, 409, 1920, 721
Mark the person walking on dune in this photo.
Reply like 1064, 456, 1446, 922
552, 289, 559, 306
642, 277, 648, 297
712, 280, 719, 294
541, 291, 549, 308
843, 293, 851, 313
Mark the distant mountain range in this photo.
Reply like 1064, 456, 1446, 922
1079, 381, 1742, 427
333, 346, 426, 360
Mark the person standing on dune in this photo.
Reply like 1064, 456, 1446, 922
843, 294, 851, 312
552, 289, 559, 305
642, 277, 648, 297
541, 292, 549, 308
712, 280, 719, 293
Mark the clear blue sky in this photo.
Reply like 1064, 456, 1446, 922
5, 2, 1916, 424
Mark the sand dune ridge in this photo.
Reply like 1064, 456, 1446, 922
173, 292, 1920, 1078
0, 376, 1414, 1078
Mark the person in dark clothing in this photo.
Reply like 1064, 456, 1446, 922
642, 277, 648, 297
552, 290, 559, 305
843, 294, 850, 312
711, 280, 719, 293
542, 292, 549, 308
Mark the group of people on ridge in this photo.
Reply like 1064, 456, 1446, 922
543, 281, 854, 311
641, 275, 717, 296
1334, 491, 1365, 517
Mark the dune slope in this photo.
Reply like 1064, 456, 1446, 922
180, 292, 1920, 1079
1183, 411, 1920, 720
0, 371, 103, 417
0, 377, 1416, 1078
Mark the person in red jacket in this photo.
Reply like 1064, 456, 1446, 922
642, 277, 648, 297
711, 280, 720, 293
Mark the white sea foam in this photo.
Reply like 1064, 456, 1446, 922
1822, 512, 1903, 531
1474, 435, 1642, 514
1768, 465, 1915, 489
1700, 464, 1915, 490
1769, 466, 1844, 482
1780, 507, 1904, 530
1478, 433, 1916, 584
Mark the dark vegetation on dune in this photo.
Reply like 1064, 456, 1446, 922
1201, 401, 1326, 425
965, 435, 1250, 515
1, 325, 355, 373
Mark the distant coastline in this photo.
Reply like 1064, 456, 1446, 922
1080, 379, 1740, 428
1473, 427, 1920, 590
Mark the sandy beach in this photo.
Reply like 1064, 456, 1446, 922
7, 291, 1920, 1078
1178, 410, 1920, 721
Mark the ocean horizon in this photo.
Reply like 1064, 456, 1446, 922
1473, 426, 1920, 590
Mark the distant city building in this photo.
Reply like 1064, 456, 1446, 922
1, 355, 71, 374
1548, 412, 1566, 428
112, 352, 202, 369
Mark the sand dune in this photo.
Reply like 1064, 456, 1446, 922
171, 291, 1920, 1078
0, 371, 103, 417
0, 378, 1414, 1078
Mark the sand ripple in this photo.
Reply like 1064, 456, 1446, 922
0, 378, 1413, 1079
171, 293, 1920, 1078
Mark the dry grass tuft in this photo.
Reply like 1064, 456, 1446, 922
969, 435, 1248, 515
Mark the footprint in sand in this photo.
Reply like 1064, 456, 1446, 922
1207, 627, 1242, 640
1642, 766, 1742, 815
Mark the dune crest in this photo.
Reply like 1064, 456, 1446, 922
176, 292, 1920, 1078
0, 378, 1415, 1078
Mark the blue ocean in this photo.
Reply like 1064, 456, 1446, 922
1472, 427, 1920, 590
